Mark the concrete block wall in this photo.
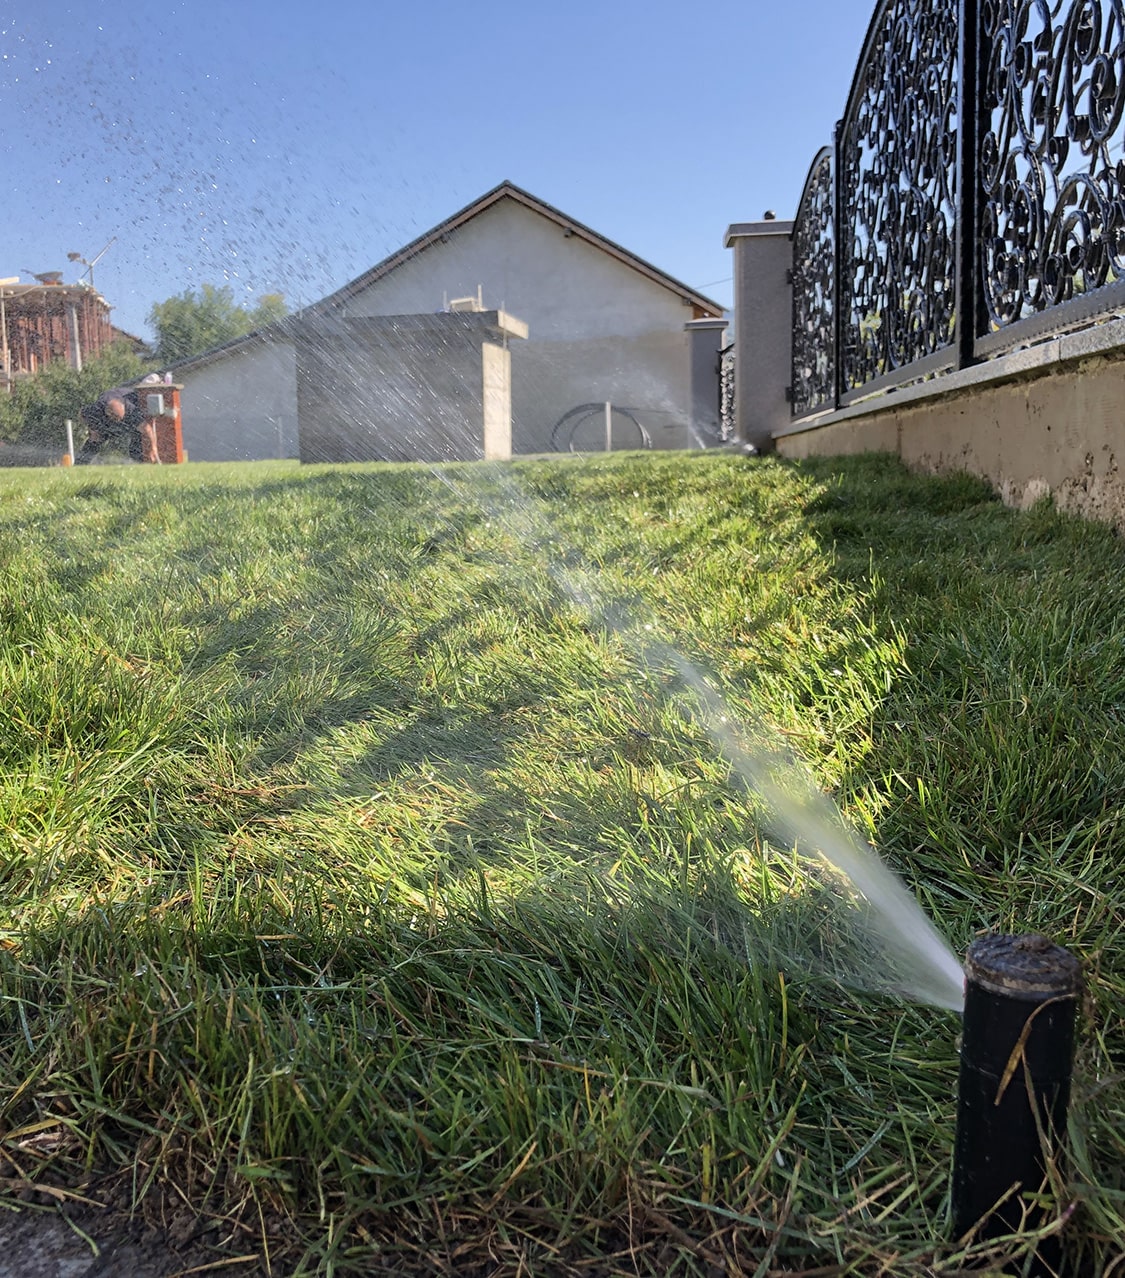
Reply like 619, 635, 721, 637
774, 321, 1125, 529
295, 311, 525, 464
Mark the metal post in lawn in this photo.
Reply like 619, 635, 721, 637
64, 419, 75, 467
605, 401, 612, 453
953, 934, 1082, 1274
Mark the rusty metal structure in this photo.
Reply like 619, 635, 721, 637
0, 274, 116, 389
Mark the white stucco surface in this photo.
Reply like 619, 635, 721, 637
344, 200, 695, 453
180, 337, 298, 462
176, 192, 707, 461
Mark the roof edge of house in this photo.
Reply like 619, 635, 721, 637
171, 182, 726, 373
314, 181, 725, 319
167, 317, 297, 375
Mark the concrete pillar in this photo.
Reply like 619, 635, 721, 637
723, 219, 794, 452
684, 317, 728, 445
481, 341, 512, 460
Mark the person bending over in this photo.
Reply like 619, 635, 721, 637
76, 377, 160, 464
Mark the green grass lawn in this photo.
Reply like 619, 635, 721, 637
0, 451, 1122, 1275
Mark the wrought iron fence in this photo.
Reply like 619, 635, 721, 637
790, 0, 1125, 417
791, 149, 835, 416
719, 342, 736, 439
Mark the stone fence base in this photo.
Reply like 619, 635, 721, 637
774, 319, 1125, 529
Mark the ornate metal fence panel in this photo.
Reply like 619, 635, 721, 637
978, 0, 1125, 347
837, 0, 962, 400
791, 148, 836, 416
719, 342, 736, 439
786, 0, 1125, 422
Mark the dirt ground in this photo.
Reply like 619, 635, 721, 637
0, 1206, 265, 1277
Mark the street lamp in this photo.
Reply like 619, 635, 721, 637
67, 237, 117, 292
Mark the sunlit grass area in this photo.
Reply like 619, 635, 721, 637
1, 452, 1122, 1275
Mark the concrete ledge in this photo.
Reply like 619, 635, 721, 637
492, 309, 529, 342
773, 317, 1125, 528
724, 220, 794, 245
776, 314, 1125, 440
329, 309, 528, 343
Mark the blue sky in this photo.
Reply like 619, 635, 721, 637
2, 1, 874, 340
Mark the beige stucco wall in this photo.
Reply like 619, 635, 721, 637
513, 333, 695, 451
481, 342, 512, 461
295, 314, 517, 464
776, 349, 1125, 527
344, 199, 695, 453
179, 337, 298, 462
774, 414, 899, 459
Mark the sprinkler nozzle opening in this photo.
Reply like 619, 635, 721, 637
964, 932, 1083, 1001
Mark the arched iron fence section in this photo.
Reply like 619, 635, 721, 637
790, 148, 836, 416
838, 0, 962, 397
789, 0, 1125, 417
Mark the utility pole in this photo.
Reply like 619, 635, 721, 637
67, 237, 116, 292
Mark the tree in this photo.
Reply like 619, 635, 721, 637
0, 343, 151, 450
147, 284, 288, 364
251, 292, 288, 328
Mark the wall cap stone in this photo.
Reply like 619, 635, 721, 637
724, 221, 795, 245
776, 314, 1125, 440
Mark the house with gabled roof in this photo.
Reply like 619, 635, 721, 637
174, 181, 724, 462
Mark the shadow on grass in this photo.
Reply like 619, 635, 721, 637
9, 453, 1108, 1274
791, 452, 1125, 1275
793, 451, 1125, 883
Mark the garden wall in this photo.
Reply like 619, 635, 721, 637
771, 319, 1125, 528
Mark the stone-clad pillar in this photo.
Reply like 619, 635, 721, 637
724, 218, 794, 452
684, 317, 728, 445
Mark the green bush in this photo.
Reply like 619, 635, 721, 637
0, 343, 153, 448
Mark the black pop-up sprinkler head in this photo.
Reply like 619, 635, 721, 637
953, 933, 1083, 1274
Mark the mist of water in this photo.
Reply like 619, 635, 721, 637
261, 319, 968, 1014
431, 462, 967, 1014
661, 652, 965, 1011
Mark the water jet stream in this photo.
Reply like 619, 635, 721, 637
428, 459, 966, 1012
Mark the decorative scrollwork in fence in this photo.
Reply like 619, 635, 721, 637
980, 0, 1125, 327
719, 343, 736, 439
784, 0, 1125, 420
791, 148, 836, 416
839, 0, 961, 393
